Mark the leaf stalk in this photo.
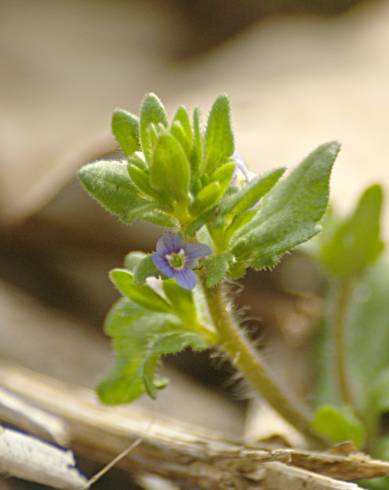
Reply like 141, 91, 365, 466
333, 279, 355, 407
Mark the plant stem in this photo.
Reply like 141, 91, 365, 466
333, 279, 355, 407
202, 280, 325, 445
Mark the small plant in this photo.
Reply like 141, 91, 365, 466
79, 93, 389, 480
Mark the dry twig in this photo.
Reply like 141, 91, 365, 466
0, 361, 387, 489
0, 424, 86, 489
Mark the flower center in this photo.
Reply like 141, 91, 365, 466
166, 248, 186, 270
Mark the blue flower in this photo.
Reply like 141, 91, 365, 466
152, 233, 211, 290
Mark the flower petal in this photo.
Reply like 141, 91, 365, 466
156, 233, 184, 255
174, 269, 197, 290
184, 242, 212, 263
152, 253, 174, 278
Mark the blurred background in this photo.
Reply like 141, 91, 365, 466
1, 0, 388, 488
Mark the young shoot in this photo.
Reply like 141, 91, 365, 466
79, 92, 340, 444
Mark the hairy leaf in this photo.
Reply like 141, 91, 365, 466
112, 109, 139, 158
221, 167, 286, 217
98, 298, 208, 403
172, 106, 192, 155
191, 108, 203, 177
204, 96, 234, 174
78, 160, 151, 223
140, 93, 168, 162
232, 142, 340, 266
127, 162, 155, 198
203, 253, 232, 287
150, 133, 190, 202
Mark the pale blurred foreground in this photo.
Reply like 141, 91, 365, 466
0, 1, 389, 488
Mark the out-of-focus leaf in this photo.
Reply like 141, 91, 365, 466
314, 261, 389, 448
319, 184, 384, 279
312, 405, 366, 449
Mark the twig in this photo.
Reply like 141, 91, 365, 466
83, 436, 143, 489
0, 361, 388, 489
0, 424, 86, 489
0, 387, 69, 445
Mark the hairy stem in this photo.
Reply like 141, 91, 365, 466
333, 279, 355, 407
202, 280, 325, 445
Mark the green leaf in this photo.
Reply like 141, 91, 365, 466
140, 93, 168, 162
124, 251, 147, 272
225, 209, 257, 240
232, 142, 340, 266
98, 298, 208, 403
162, 279, 196, 322
319, 184, 384, 279
211, 161, 235, 197
112, 109, 139, 158
312, 405, 366, 449
172, 106, 192, 155
228, 261, 247, 280
110, 269, 172, 313
367, 369, 389, 440
150, 133, 190, 203
171, 121, 190, 155
314, 260, 389, 444
373, 435, 389, 461
204, 95, 234, 174
186, 207, 218, 236
221, 167, 286, 217
173, 106, 192, 142
139, 209, 179, 228
127, 161, 155, 197
191, 108, 203, 177
192, 182, 222, 214
133, 255, 159, 285
78, 160, 151, 224
203, 253, 232, 287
